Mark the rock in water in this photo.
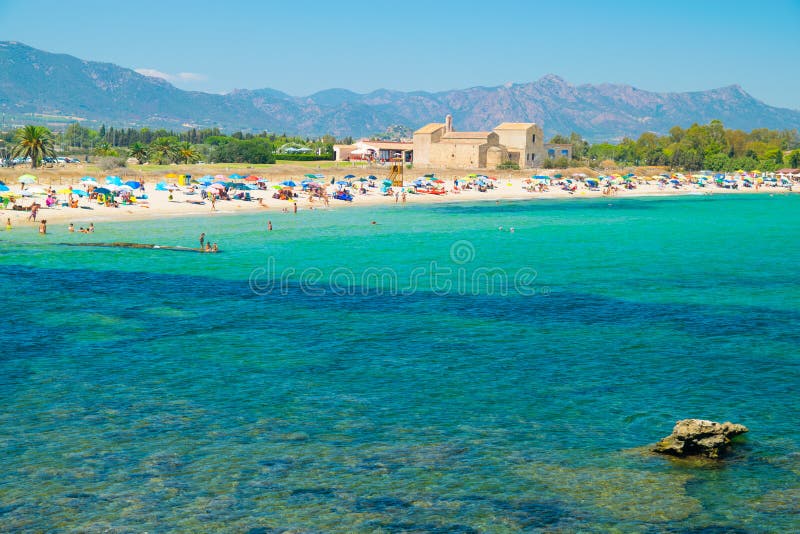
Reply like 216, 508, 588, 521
653, 419, 748, 459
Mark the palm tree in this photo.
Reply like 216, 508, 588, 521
148, 137, 177, 164
175, 142, 200, 164
12, 125, 56, 168
128, 142, 148, 163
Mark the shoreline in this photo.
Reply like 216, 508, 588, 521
1, 176, 795, 228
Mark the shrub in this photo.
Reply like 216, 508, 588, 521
497, 160, 520, 170
97, 156, 127, 171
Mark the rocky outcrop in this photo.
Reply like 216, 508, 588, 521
653, 419, 748, 459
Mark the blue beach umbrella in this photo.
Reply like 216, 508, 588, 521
281, 180, 297, 187
125, 181, 142, 189
106, 176, 122, 186
229, 173, 243, 180
344, 174, 356, 179
80, 176, 96, 182
335, 180, 349, 186
0, 184, 9, 192
71, 189, 88, 197
94, 187, 111, 195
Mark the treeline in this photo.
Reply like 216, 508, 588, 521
52, 123, 341, 165
550, 120, 800, 171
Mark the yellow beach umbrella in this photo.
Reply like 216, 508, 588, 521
57, 187, 73, 194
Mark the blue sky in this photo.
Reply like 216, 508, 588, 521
1, 0, 798, 109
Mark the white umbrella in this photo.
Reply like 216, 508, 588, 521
81, 180, 99, 187
18, 174, 37, 184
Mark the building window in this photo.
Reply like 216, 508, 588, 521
532, 134, 536, 143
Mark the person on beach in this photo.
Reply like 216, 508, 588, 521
68, 223, 74, 232
89, 223, 95, 233
211, 243, 218, 253
268, 220, 272, 231
28, 203, 39, 222
210, 195, 216, 211
6, 217, 12, 230
293, 202, 297, 214
402, 191, 407, 203
199, 232, 206, 249
39, 220, 47, 234
205, 243, 212, 252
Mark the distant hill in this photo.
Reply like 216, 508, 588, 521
1, 41, 798, 141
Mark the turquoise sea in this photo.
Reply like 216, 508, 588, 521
1, 194, 799, 532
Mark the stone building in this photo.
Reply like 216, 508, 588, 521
412, 115, 545, 169
544, 143, 572, 161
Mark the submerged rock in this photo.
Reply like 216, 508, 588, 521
653, 419, 748, 459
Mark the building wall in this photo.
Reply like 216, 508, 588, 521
412, 126, 445, 166
494, 124, 545, 168
429, 140, 485, 168
544, 143, 572, 160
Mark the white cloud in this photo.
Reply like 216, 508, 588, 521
135, 68, 207, 83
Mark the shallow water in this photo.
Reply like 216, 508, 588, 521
1, 194, 799, 532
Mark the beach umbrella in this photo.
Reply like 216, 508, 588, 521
229, 173, 244, 180
244, 175, 259, 182
106, 176, 122, 185
335, 180, 350, 186
281, 180, 297, 187
94, 187, 111, 195
71, 189, 88, 197
125, 181, 142, 189
165, 173, 178, 179
367, 175, 377, 180
18, 174, 37, 184
0, 184, 9, 192
272, 185, 282, 189
80, 175, 96, 182
344, 174, 356, 179
382, 180, 393, 186
81, 179, 99, 187
357, 177, 368, 182
303, 174, 317, 179
57, 187, 72, 194
117, 185, 134, 192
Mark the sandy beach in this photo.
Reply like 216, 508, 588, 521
1, 162, 795, 229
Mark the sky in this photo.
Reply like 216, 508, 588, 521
1, 0, 798, 109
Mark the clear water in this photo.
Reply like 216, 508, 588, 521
1, 194, 798, 532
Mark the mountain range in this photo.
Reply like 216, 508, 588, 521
1, 41, 798, 142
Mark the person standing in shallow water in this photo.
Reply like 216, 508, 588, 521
267, 220, 272, 231
199, 232, 205, 249
39, 220, 47, 234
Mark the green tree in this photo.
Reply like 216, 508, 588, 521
788, 150, 800, 167
12, 125, 56, 168
128, 142, 148, 163
149, 137, 178, 164
175, 142, 200, 164
94, 141, 118, 157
